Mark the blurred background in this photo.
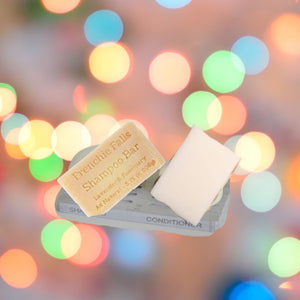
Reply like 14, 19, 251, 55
0, 0, 300, 299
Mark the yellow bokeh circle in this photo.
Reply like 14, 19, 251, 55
85, 114, 117, 145
89, 42, 131, 83
149, 51, 191, 94
19, 120, 54, 159
0, 87, 17, 121
52, 121, 91, 161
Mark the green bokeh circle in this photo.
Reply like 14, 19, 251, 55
268, 237, 300, 277
182, 91, 218, 130
202, 50, 245, 93
0, 83, 17, 97
41, 219, 75, 259
80, 99, 114, 123
29, 153, 63, 182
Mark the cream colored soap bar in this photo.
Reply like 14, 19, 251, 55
151, 125, 240, 226
58, 122, 165, 217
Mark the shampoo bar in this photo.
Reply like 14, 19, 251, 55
151, 125, 240, 226
58, 122, 165, 217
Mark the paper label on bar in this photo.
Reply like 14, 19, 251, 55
58, 122, 165, 216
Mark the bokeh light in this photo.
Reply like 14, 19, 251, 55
29, 153, 63, 182
1, 113, 29, 145
60, 225, 82, 259
241, 171, 281, 212
202, 50, 245, 93
242, 132, 276, 172
0, 83, 17, 95
42, 184, 60, 218
41, 219, 81, 259
269, 13, 300, 56
155, 0, 192, 9
285, 153, 300, 201
84, 10, 124, 46
80, 99, 114, 123
279, 281, 293, 290
149, 51, 191, 94
85, 114, 117, 145
5, 143, 27, 160
211, 95, 247, 135
52, 121, 91, 161
111, 229, 157, 271
19, 120, 54, 159
224, 135, 242, 152
73, 85, 86, 113
41, 0, 81, 14
268, 237, 300, 277
235, 134, 262, 174
232, 36, 269, 75
182, 91, 222, 130
224, 134, 249, 176
229, 281, 275, 300
0, 249, 37, 288
0, 83, 17, 121
68, 225, 109, 267
89, 42, 132, 83
227, 132, 275, 175
109, 119, 150, 139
